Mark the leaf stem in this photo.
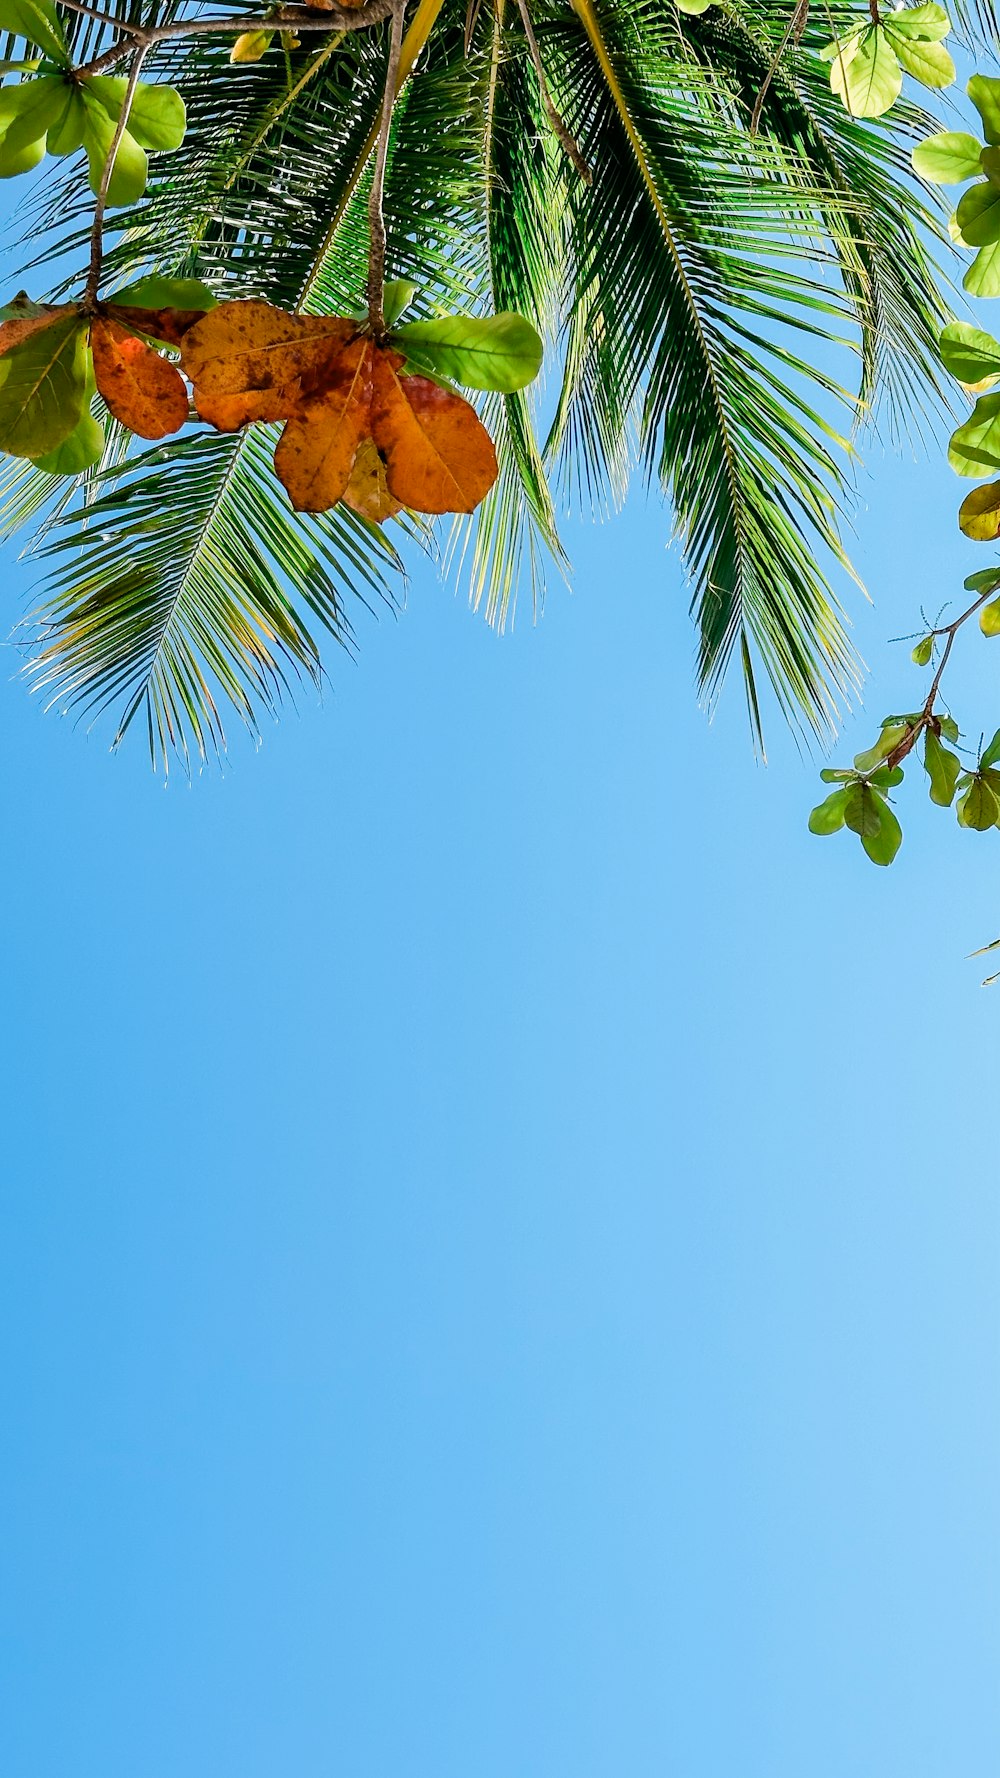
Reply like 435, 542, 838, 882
84, 41, 147, 308
366, 0, 405, 338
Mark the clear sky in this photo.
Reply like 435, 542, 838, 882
1, 233, 999, 1778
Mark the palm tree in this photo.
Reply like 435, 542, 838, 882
0, 0, 968, 768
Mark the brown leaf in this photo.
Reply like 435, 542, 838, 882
110, 306, 211, 348
180, 299, 358, 430
91, 317, 189, 440
273, 338, 374, 512
0, 308, 73, 357
341, 436, 401, 523
370, 352, 498, 514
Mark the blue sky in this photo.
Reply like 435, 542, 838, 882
1, 142, 1000, 1778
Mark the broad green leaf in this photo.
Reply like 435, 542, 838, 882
676, 0, 714, 12
965, 567, 1000, 594
948, 394, 1000, 476
808, 786, 851, 834
845, 781, 882, 837
939, 716, 960, 744
820, 30, 862, 65
819, 767, 855, 783
960, 481, 1000, 541
0, 0, 67, 65
924, 729, 961, 805
969, 74, 1000, 146
854, 722, 909, 772
47, 82, 85, 156
981, 728, 1000, 768
830, 27, 902, 117
939, 321, 1000, 387
966, 241, 1000, 299
911, 634, 934, 665
957, 775, 999, 828
883, 3, 950, 40
80, 95, 147, 206
0, 73, 65, 154
949, 211, 971, 247
861, 792, 902, 865
31, 407, 104, 473
114, 276, 216, 313
912, 131, 983, 183
392, 312, 544, 392
86, 76, 186, 152
0, 122, 43, 175
869, 766, 905, 788
0, 312, 88, 455
888, 34, 954, 88
955, 180, 1000, 247
382, 280, 417, 329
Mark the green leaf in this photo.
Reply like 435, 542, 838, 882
969, 73, 1000, 147
844, 780, 882, 837
869, 765, 905, 788
959, 481, 1000, 541
392, 312, 544, 392
861, 791, 902, 865
113, 275, 216, 313
0, 313, 88, 456
982, 595, 1000, 633
981, 728, 1000, 768
965, 241, 1000, 299
854, 722, 909, 772
381, 279, 417, 328
965, 567, 1000, 594
882, 4, 950, 41
30, 407, 104, 474
676, 0, 714, 12
829, 27, 902, 118
911, 130, 983, 184
80, 94, 147, 207
86, 76, 186, 152
956, 180, 1000, 247
0, 0, 67, 65
887, 33, 954, 89
819, 767, 855, 783
47, 82, 86, 156
957, 775, 1000, 829
809, 786, 851, 834
924, 728, 961, 805
940, 322, 1000, 388
0, 120, 44, 175
939, 716, 960, 744
911, 634, 934, 665
948, 394, 1000, 476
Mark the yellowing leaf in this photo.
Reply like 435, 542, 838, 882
830, 27, 902, 117
273, 337, 374, 512
180, 299, 358, 429
341, 436, 401, 524
959, 480, 1000, 540
90, 316, 188, 440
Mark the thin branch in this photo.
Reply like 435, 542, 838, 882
883, 588, 997, 769
749, 0, 809, 136
85, 42, 147, 306
514, 0, 591, 183
366, 0, 405, 336
78, 0, 394, 77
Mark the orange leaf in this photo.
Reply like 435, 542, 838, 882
370, 352, 497, 514
180, 299, 358, 430
91, 318, 189, 441
110, 305, 211, 348
341, 437, 402, 524
0, 309, 72, 356
273, 338, 374, 512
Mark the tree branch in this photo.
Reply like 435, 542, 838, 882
366, 0, 405, 336
85, 42, 147, 306
514, 0, 590, 183
77, 0, 395, 77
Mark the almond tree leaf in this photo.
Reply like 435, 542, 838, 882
844, 781, 881, 837
912, 130, 984, 183
961, 482, 1000, 541
882, 4, 950, 41
90, 317, 189, 440
949, 394, 1000, 476
86, 75, 186, 152
958, 775, 1000, 829
861, 792, 902, 865
0, 310, 88, 456
371, 353, 498, 515
0, 124, 43, 175
273, 337, 373, 512
112, 276, 215, 314
230, 31, 274, 64
30, 407, 104, 473
46, 82, 86, 156
1, 73, 65, 154
969, 73, 1000, 146
390, 312, 543, 392
80, 94, 147, 207
382, 280, 417, 329
341, 436, 401, 524
830, 27, 902, 118
0, 0, 68, 65
888, 35, 955, 89
956, 180, 1000, 247
923, 728, 961, 805
808, 786, 851, 834
180, 300, 357, 429
965, 240, 1000, 299
981, 728, 1000, 768
964, 567, 1000, 593
939, 321, 1000, 387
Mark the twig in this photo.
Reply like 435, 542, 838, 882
78, 0, 395, 77
750, 0, 809, 136
84, 42, 147, 307
883, 589, 997, 769
366, 0, 405, 337
514, 0, 591, 183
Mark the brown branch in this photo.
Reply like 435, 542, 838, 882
84, 42, 147, 307
78, 0, 394, 77
514, 0, 591, 183
883, 589, 997, 769
749, 0, 809, 136
366, 0, 405, 337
